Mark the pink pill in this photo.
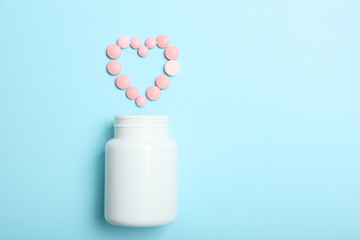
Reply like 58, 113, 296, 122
136, 96, 147, 107
130, 38, 142, 49
115, 75, 131, 89
117, 36, 130, 49
164, 60, 180, 76
138, 46, 149, 57
126, 87, 139, 99
145, 37, 157, 49
156, 75, 171, 89
146, 86, 161, 100
165, 46, 179, 60
107, 60, 122, 75
157, 35, 169, 48
107, 44, 122, 59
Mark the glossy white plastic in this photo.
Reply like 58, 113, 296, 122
104, 116, 178, 227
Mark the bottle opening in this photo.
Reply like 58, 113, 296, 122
115, 116, 169, 128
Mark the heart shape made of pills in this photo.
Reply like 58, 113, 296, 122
106, 35, 180, 107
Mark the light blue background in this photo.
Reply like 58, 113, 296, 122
0, 0, 359, 239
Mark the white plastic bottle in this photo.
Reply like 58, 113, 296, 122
104, 116, 178, 227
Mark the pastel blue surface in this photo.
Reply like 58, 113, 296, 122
0, 0, 359, 239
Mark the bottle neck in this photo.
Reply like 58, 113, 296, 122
114, 116, 169, 139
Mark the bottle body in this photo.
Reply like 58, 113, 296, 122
104, 116, 178, 227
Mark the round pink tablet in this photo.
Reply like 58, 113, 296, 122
147, 86, 161, 100
138, 46, 149, 57
115, 75, 131, 89
130, 38, 142, 49
157, 35, 169, 48
107, 60, 122, 75
126, 87, 139, 99
117, 36, 130, 49
107, 44, 122, 59
164, 60, 180, 76
165, 46, 179, 60
136, 96, 147, 107
156, 75, 171, 89
145, 37, 157, 49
